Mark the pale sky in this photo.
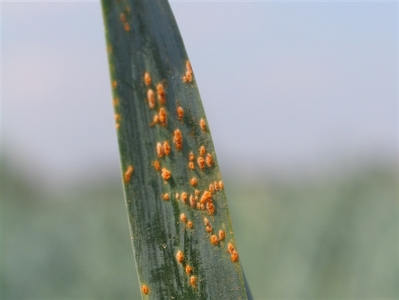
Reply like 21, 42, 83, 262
2, 1, 397, 184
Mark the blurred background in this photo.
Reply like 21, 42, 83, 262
2, 1, 397, 299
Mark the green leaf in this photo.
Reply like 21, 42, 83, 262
101, 1, 248, 298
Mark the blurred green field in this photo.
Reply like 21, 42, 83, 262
2, 157, 397, 299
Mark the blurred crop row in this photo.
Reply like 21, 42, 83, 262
2, 154, 397, 299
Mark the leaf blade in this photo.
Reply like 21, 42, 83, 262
101, 1, 248, 298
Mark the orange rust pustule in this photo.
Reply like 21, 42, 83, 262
124, 23, 130, 32
150, 114, 159, 127
112, 80, 118, 89
162, 193, 170, 201
189, 275, 197, 287
176, 106, 184, 121
186, 60, 193, 74
120, 13, 126, 23
214, 181, 220, 191
188, 162, 194, 170
185, 265, 192, 275
124, 166, 134, 183
156, 142, 164, 158
197, 157, 205, 170
147, 89, 155, 109
189, 152, 195, 161
189, 195, 196, 208
199, 146, 206, 157
187, 220, 193, 228
183, 60, 194, 83
153, 160, 161, 172
156, 83, 166, 105
209, 183, 215, 194
205, 225, 213, 233
161, 168, 171, 180
141, 284, 149, 295
144, 72, 152, 86
176, 250, 184, 263
173, 129, 183, 150
200, 191, 212, 204
219, 181, 224, 190
231, 251, 239, 262
158, 108, 167, 126
228, 243, 240, 261
180, 213, 187, 223
190, 177, 198, 187
183, 72, 192, 83
181, 192, 188, 203
206, 202, 215, 215
205, 153, 213, 167
210, 235, 219, 245
219, 230, 225, 240
200, 119, 206, 131
163, 141, 171, 156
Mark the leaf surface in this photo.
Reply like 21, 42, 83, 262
101, 1, 247, 298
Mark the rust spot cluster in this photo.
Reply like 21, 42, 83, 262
139, 67, 237, 277
176, 178, 223, 216
194, 145, 214, 170
176, 250, 197, 288
119, 12, 130, 32
180, 213, 193, 230
203, 217, 227, 249
143, 72, 168, 127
